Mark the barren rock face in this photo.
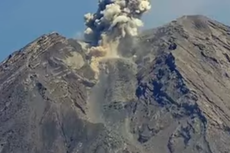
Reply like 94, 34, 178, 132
0, 15, 230, 153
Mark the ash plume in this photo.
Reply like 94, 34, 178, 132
84, 0, 151, 77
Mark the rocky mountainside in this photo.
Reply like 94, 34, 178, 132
0, 15, 230, 153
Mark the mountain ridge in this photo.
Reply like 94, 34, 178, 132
0, 15, 230, 153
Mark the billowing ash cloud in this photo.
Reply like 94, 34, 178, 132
83, 0, 151, 79
84, 0, 151, 45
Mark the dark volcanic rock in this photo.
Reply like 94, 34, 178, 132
1, 15, 230, 153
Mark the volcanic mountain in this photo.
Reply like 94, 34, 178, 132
0, 15, 230, 153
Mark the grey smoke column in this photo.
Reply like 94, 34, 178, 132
84, 0, 151, 45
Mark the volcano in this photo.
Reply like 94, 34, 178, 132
0, 15, 230, 153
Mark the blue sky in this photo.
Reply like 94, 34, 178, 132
0, 0, 229, 62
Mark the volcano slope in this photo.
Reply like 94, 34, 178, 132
1, 15, 230, 153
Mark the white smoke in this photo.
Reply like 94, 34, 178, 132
83, 0, 151, 78
84, 0, 151, 44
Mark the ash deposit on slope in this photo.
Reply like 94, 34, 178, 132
83, 0, 151, 77
85, 2, 150, 146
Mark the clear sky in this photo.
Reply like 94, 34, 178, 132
0, 0, 229, 62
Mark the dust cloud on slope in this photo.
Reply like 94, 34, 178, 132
84, 1, 152, 150
83, 0, 151, 77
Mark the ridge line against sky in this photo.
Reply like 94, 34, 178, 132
0, 0, 229, 62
